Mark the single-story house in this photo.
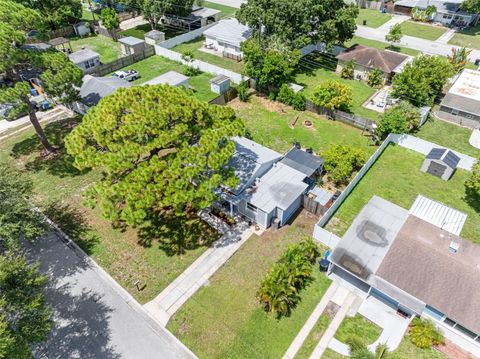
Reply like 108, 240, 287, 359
73, 74, 132, 114
203, 19, 251, 60
163, 6, 221, 30
394, 0, 478, 27
328, 195, 480, 356
421, 148, 461, 180
143, 71, 189, 89
439, 69, 480, 128
144, 30, 165, 46
335, 45, 410, 84
119, 36, 145, 56
68, 49, 101, 72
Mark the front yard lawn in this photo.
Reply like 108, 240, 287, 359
334, 314, 381, 346
70, 35, 122, 63
114, 55, 219, 102
0, 118, 219, 304
295, 314, 331, 359
448, 24, 480, 50
355, 9, 391, 28
400, 21, 447, 41
344, 36, 421, 57
228, 95, 376, 156
168, 211, 332, 359
325, 144, 480, 243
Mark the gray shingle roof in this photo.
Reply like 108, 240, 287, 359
336, 45, 409, 73
210, 75, 230, 85
79, 75, 132, 106
119, 36, 145, 46
144, 30, 164, 40
280, 148, 323, 177
68, 49, 99, 64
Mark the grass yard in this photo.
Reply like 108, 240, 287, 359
400, 21, 447, 41
334, 314, 381, 346
172, 36, 245, 73
168, 211, 333, 359
295, 53, 380, 122
344, 35, 420, 57
295, 314, 331, 359
355, 9, 391, 28
203, 1, 237, 18
0, 118, 220, 304
119, 24, 152, 39
70, 35, 122, 63
115, 55, 219, 102
325, 144, 480, 243
228, 96, 376, 156
416, 118, 479, 158
448, 24, 480, 50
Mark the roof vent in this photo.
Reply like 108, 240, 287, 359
449, 241, 460, 254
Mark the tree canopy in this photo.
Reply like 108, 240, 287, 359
237, 0, 358, 49
375, 101, 420, 139
13, 0, 82, 29
385, 23, 402, 45
100, 8, 120, 40
323, 144, 366, 184
65, 85, 245, 225
140, 0, 195, 29
460, 0, 480, 14
312, 80, 352, 111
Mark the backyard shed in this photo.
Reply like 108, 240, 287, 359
68, 49, 100, 72
144, 30, 165, 45
144, 71, 190, 89
421, 148, 460, 180
73, 22, 91, 37
210, 75, 230, 94
119, 36, 145, 56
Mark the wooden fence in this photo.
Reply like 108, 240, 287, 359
302, 195, 327, 216
208, 87, 238, 106
88, 46, 155, 76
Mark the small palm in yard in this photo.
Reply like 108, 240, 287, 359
385, 23, 402, 47
409, 318, 444, 349
447, 47, 472, 73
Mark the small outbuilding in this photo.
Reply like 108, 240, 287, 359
143, 70, 190, 89
73, 22, 91, 37
144, 30, 165, 46
421, 148, 461, 181
119, 36, 145, 56
68, 49, 101, 72
210, 75, 230, 94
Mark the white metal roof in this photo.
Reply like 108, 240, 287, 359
203, 19, 251, 48
119, 36, 145, 46
143, 71, 189, 86
68, 49, 99, 64
447, 69, 480, 102
409, 195, 467, 235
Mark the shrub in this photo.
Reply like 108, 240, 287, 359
375, 101, 420, 139
323, 144, 366, 184
409, 318, 444, 349
340, 60, 354, 80
268, 90, 277, 101
257, 237, 320, 318
237, 81, 249, 102
181, 50, 201, 76
367, 68, 384, 89
312, 80, 352, 111
277, 84, 306, 111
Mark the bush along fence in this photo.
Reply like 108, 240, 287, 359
87, 46, 155, 76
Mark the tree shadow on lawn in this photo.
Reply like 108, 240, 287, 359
44, 202, 100, 256
465, 187, 480, 214
10, 117, 90, 178
137, 210, 220, 256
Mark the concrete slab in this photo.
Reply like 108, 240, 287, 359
469, 129, 480, 149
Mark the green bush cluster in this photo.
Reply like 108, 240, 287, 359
409, 318, 444, 349
256, 237, 320, 318
237, 81, 250, 102
277, 84, 306, 111
323, 144, 366, 184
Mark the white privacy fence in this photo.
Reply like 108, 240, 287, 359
159, 23, 217, 49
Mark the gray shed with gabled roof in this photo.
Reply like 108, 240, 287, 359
421, 148, 460, 181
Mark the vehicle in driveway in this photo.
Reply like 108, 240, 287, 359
112, 69, 140, 82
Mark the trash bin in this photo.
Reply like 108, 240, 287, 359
475, 59, 480, 66
363, 20, 367, 26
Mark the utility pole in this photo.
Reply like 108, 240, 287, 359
87, 0, 97, 23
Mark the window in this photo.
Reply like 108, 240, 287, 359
444, 317, 456, 327
451, 109, 459, 116
246, 202, 257, 213
455, 324, 478, 339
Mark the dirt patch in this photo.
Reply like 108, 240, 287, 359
434, 339, 476, 359
324, 301, 340, 320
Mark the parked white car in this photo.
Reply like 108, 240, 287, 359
112, 69, 140, 82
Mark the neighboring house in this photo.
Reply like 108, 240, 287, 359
68, 49, 101, 73
203, 19, 251, 60
163, 6, 221, 30
73, 74, 132, 114
219, 138, 323, 229
393, 0, 478, 27
439, 69, 480, 128
143, 71, 190, 89
328, 195, 480, 356
119, 36, 146, 56
335, 45, 410, 84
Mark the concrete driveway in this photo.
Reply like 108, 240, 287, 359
25, 233, 196, 359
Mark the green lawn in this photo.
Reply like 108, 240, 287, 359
70, 35, 122, 63
325, 144, 480, 243
203, 1, 237, 18
344, 35, 421, 57
229, 95, 376, 156
119, 24, 152, 39
115, 55, 219, 102
0, 118, 219, 304
172, 36, 245, 73
81, 8, 95, 21
355, 8, 391, 28
334, 314, 381, 346
295, 314, 331, 359
168, 212, 332, 359
400, 21, 447, 41
416, 118, 479, 158
449, 24, 480, 50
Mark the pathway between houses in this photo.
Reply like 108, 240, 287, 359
437, 28, 457, 44
376, 15, 409, 33
144, 212, 254, 326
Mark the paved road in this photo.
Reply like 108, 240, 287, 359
0, 107, 67, 136
25, 233, 196, 359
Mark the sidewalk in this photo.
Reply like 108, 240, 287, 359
377, 15, 409, 33
144, 220, 254, 326
437, 28, 457, 44
0, 106, 68, 136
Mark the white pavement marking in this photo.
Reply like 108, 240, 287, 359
437, 28, 457, 44
144, 223, 254, 326
377, 14, 409, 33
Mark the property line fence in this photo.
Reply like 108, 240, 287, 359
158, 23, 217, 49
208, 87, 238, 106
88, 46, 155, 76
302, 195, 328, 216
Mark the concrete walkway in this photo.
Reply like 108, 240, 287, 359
437, 28, 457, 44
144, 219, 253, 326
119, 15, 148, 31
377, 15, 409, 33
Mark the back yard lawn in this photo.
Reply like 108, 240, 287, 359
70, 35, 122, 63
355, 9, 391, 28
228, 96, 376, 156
344, 36, 420, 57
416, 118, 480, 158
0, 118, 219, 304
115, 55, 219, 102
448, 24, 480, 50
167, 211, 333, 359
400, 21, 447, 41
172, 36, 245, 73
325, 144, 480, 243
203, 1, 237, 18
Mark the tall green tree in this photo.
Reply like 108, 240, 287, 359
312, 80, 352, 111
392, 55, 454, 106
461, 0, 480, 14
65, 85, 245, 226
141, 0, 195, 29
375, 101, 420, 139
447, 47, 472, 73
0, 252, 52, 359
237, 0, 358, 49
100, 8, 120, 40
0, 0, 83, 154
385, 23, 402, 46
13, 0, 82, 29
465, 160, 480, 200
